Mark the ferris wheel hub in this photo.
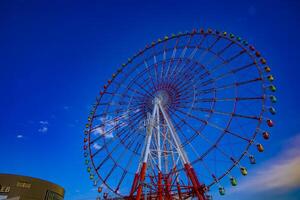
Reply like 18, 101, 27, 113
154, 90, 171, 106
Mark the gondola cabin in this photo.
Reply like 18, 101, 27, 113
267, 119, 274, 127
230, 177, 237, 186
240, 167, 248, 176
219, 187, 225, 195
257, 144, 264, 152
263, 131, 270, 140
249, 155, 256, 164
269, 107, 276, 115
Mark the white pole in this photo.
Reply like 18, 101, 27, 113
157, 101, 162, 171
158, 101, 189, 164
142, 103, 157, 163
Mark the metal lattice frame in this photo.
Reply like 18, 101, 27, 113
83, 28, 276, 199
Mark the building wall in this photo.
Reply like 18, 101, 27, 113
0, 174, 64, 200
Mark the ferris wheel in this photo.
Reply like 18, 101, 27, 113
83, 28, 276, 200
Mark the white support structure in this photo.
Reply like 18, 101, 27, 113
137, 96, 191, 175
142, 103, 158, 163
158, 100, 190, 164
156, 101, 162, 171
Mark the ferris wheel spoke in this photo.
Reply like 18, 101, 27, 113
183, 96, 264, 104
167, 71, 196, 95
92, 124, 140, 159
169, 35, 194, 79
90, 108, 141, 136
93, 109, 139, 126
172, 107, 252, 148
190, 77, 263, 98
144, 60, 158, 90
226, 49, 247, 63
175, 61, 256, 97
172, 120, 191, 146
195, 33, 207, 50
89, 124, 120, 145
207, 36, 220, 50
169, 60, 197, 88
170, 108, 241, 167
169, 109, 215, 146
96, 142, 121, 171
159, 39, 169, 82
126, 71, 156, 95
200, 48, 247, 79
174, 70, 211, 95
197, 159, 216, 185
116, 163, 135, 191
164, 37, 180, 83
175, 105, 260, 120
103, 163, 118, 183
149, 42, 160, 86
103, 143, 134, 186
197, 63, 257, 88
160, 51, 167, 84
90, 128, 126, 158
90, 111, 144, 150
115, 169, 128, 192
200, 146, 236, 182
187, 35, 206, 61
131, 79, 155, 98
119, 92, 142, 101
173, 45, 214, 88
104, 92, 143, 102
115, 147, 140, 192
209, 128, 250, 150
176, 96, 263, 108
96, 127, 142, 172
224, 129, 252, 142
118, 77, 152, 100
93, 107, 141, 122
114, 83, 147, 100
216, 41, 234, 55
173, 59, 198, 82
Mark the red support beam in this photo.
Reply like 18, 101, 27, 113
130, 173, 139, 197
158, 172, 163, 200
176, 181, 183, 200
135, 162, 147, 200
184, 163, 206, 200
164, 175, 171, 200
190, 167, 201, 187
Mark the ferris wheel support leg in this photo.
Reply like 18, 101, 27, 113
164, 175, 171, 200
130, 173, 139, 197
191, 167, 201, 187
158, 101, 206, 200
135, 104, 158, 200
136, 162, 147, 200
158, 172, 163, 200
184, 163, 205, 200
176, 181, 183, 200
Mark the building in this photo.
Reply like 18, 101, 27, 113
0, 174, 64, 200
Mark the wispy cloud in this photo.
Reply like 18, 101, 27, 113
38, 120, 49, 133
92, 126, 114, 138
38, 126, 48, 133
225, 133, 300, 199
16, 134, 23, 139
39, 120, 48, 125
91, 110, 140, 139
92, 143, 101, 150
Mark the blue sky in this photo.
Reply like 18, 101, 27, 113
0, 0, 300, 199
